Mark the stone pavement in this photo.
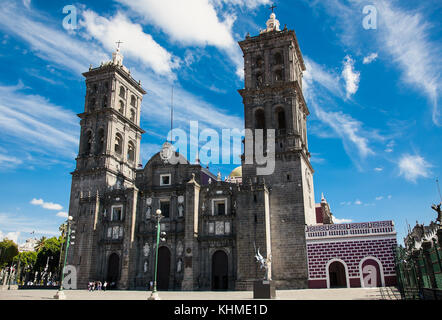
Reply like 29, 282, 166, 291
0, 287, 400, 300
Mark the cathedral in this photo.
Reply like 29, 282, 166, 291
67, 12, 394, 291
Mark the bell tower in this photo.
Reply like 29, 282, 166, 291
237, 11, 316, 289
67, 46, 146, 289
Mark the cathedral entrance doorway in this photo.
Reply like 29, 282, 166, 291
107, 253, 120, 287
212, 250, 228, 291
328, 260, 347, 288
157, 246, 171, 290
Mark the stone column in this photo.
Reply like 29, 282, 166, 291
181, 175, 200, 290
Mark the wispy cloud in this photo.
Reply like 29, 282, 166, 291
304, 0, 441, 125
0, 230, 20, 243
398, 154, 432, 183
30, 198, 63, 211
80, 10, 180, 77
332, 216, 353, 224
342, 55, 360, 98
363, 53, 378, 65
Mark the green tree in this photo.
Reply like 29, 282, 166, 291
0, 239, 19, 268
35, 237, 61, 274
34, 236, 47, 252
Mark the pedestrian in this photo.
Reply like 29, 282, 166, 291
103, 281, 107, 292
149, 280, 153, 291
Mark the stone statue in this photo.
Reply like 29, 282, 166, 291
431, 203, 441, 223
254, 243, 272, 281
144, 261, 148, 273
178, 205, 184, 217
146, 207, 151, 219
177, 259, 182, 273
177, 241, 184, 257
143, 243, 150, 257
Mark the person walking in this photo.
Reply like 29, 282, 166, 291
103, 281, 107, 292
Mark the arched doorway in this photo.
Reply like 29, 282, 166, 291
107, 253, 120, 287
361, 258, 383, 287
212, 250, 228, 291
157, 247, 171, 290
328, 261, 347, 288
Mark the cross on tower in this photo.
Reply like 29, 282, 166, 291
116, 40, 123, 49
270, 4, 277, 13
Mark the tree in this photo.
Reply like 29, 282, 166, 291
34, 236, 47, 252
0, 239, 19, 268
35, 237, 61, 275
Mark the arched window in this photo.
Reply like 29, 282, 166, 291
93, 84, 98, 93
96, 129, 105, 154
255, 109, 266, 130
274, 52, 283, 65
276, 108, 286, 130
102, 97, 108, 109
119, 101, 124, 114
130, 109, 136, 122
256, 73, 263, 88
275, 69, 284, 82
119, 86, 125, 98
89, 98, 96, 112
127, 141, 135, 162
115, 133, 123, 155
255, 56, 264, 68
130, 95, 136, 107
83, 131, 92, 155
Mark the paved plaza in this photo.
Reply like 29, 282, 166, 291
0, 287, 401, 300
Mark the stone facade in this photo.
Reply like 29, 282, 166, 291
67, 13, 318, 291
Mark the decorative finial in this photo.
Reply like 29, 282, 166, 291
112, 41, 124, 66
270, 4, 277, 13
217, 171, 221, 181
116, 40, 123, 50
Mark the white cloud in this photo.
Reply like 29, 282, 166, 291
354, 199, 362, 205
363, 53, 378, 65
304, 0, 441, 125
374, 167, 383, 172
116, 0, 248, 78
373, 0, 440, 125
398, 154, 432, 182
0, 153, 23, 169
80, 10, 179, 76
22, 0, 31, 9
30, 198, 63, 211
304, 57, 377, 160
0, 83, 79, 160
342, 55, 360, 98
211, 0, 271, 9
0, 230, 20, 243
332, 216, 353, 224
376, 196, 384, 201
56, 212, 69, 218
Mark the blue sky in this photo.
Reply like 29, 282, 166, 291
0, 0, 441, 245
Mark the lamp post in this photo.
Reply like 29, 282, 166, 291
148, 209, 164, 300
54, 216, 73, 300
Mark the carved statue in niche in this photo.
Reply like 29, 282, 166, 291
143, 243, 150, 257
177, 259, 182, 273
144, 261, 148, 273
177, 241, 184, 257
178, 204, 184, 217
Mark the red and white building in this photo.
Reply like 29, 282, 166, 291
306, 196, 397, 288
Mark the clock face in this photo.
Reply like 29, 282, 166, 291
178, 196, 184, 204
146, 198, 152, 206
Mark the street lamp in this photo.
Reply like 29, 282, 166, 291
148, 209, 164, 300
54, 216, 74, 300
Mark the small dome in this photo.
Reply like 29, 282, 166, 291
229, 166, 242, 177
